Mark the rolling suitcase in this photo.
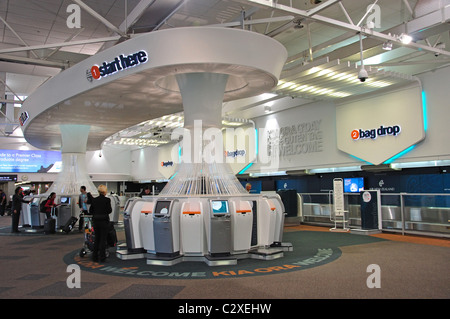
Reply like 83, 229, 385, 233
44, 218, 56, 234
63, 216, 78, 233
44, 207, 57, 234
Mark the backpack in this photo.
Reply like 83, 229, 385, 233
40, 199, 48, 213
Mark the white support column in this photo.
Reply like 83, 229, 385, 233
47, 124, 97, 196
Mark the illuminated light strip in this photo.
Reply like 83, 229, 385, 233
422, 91, 428, 131
382, 91, 427, 163
383, 145, 416, 164
238, 128, 258, 175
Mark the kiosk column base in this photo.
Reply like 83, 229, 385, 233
116, 244, 146, 260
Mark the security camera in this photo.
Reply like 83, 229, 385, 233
358, 67, 368, 82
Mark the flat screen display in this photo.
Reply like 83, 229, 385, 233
60, 197, 71, 204
154, 200, 171, 216
344, 177, 364, 193
0, 149, 61, 173
31, 197, 40, 204
211, 200, 229, 215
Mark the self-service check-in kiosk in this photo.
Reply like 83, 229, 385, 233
29, 197, 44, 228
153, 199, 180, 257
139, 201, 155, 253
266, 196, 286, 245
109, 194, 120, 224
258, 198, 277, 247
180, 200, 204, 256
123, 198, 146, 253
231, 200, 252, 253
57, 196, 72, 229
208, 199, 231, 256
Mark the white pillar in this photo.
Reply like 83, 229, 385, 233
160, 72, 247, 196
47, 124, 97, 196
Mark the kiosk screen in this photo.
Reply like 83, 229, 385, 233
60, 197, 70, 204
31, 197, 40, 205
211, 200, 229, 215
154, 201, 171, 216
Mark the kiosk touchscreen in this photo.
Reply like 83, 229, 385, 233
154, 200, 171, 217
208, 200, 231, 256
212, 200, 229, 215
153, 200, 180, 256
60, 197, 70, 204
57, 196, 72, 229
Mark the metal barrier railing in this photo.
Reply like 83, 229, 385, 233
298, 192, 450, 238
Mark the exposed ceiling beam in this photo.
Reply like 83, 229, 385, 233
119, 0, 157, 33
242, 0, 450, 57
0, 54, 68, 69
0, 36, 122, 54
72, 0, 127, 37
0, 16, 40, 59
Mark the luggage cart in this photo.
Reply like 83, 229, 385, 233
79, 214, 95, 257
79, 214, 116, 258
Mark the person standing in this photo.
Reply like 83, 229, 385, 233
11, 187, 29, 233
78, 186, 89, 232
44, 192, 58, 219
89, 185, 112, 262
0, 189, 6, 216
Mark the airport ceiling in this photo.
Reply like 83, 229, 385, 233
1, 0, 449, 150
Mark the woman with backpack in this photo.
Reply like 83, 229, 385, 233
44, 192, 59, 219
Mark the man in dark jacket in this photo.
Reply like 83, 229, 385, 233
11, 187, 29, 233
89, 185, 112, 262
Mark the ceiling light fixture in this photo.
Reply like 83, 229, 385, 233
398, 33, 413, 44
382, 41, 393, 51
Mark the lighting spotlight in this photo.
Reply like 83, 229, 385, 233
382, 41, 393, 51
399, 33, 412, 44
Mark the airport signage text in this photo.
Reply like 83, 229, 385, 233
225, 149, 246, 157
161, 161, 174, 167
351, 125, 401, 140
87, 50, 148, 82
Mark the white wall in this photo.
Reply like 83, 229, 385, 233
130, 146, 165, 182
401, 66, 450, 162
9, 66, 450, 183
247, 65, 450, 172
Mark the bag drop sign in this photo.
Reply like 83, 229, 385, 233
351, 125, 401, 140
86, 50, 148, 82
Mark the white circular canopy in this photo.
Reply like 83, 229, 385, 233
21, 27, 287, 151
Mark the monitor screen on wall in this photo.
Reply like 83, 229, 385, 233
344, 177, 364, 193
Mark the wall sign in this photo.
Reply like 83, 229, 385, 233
161, 161, 174, 167
336, 85, 425, 165
86, 50, 148, 82
225, 149, 246, 157
351, 125, 401, 140
267, 120, 324, 157
19, 111, 29, 126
